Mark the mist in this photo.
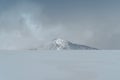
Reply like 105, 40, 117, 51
0, 1, 64, 50
0, 0, 120, 50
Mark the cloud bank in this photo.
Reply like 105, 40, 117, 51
0, 1, 63, 50
0, 0, 120, 50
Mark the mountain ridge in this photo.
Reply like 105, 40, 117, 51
29, 38, 98, 50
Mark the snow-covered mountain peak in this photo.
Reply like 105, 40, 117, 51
54, 38, 67, 45
29, 38, 98, 50
52, 38, 69, 50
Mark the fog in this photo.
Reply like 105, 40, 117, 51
0, 0, 120, 50
0, 1, 63, 50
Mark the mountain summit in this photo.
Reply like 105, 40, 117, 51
48, 38, 98, 50
29, 38, 98, 50
49, 38, 70, 50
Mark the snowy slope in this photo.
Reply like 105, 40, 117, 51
0, 51, 120, 80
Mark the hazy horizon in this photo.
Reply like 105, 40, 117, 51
0, 0, 120, 50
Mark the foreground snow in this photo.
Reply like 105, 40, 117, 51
0, 50, 120, 80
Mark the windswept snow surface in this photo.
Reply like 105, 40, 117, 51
0, 50, 120, 80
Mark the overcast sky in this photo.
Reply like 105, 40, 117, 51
0, 0, 120, 50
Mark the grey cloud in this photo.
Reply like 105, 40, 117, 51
0, 0, 120, 49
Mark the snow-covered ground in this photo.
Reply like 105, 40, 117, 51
0, 50, 120, 80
